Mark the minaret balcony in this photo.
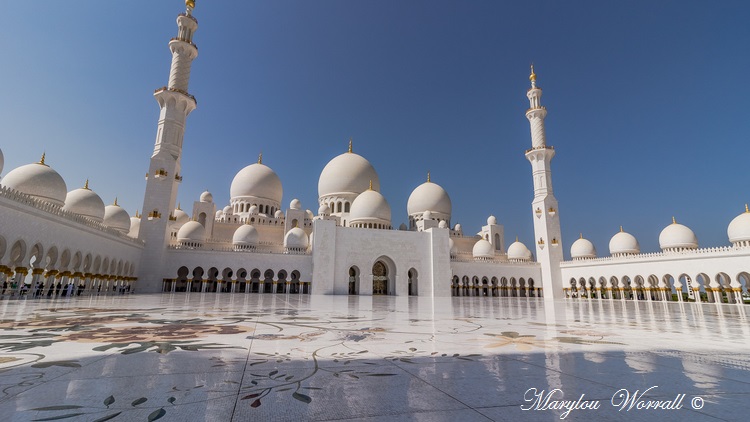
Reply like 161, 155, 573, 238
154, 86, 197, 106
525, 145, 555, 154
170, 37, 198, 51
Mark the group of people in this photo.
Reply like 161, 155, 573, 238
0, 280, 132, 298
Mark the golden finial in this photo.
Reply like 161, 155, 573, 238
672, 216, 676, 224
529, 64, 537, 82
745, 203, 749, 213
38, 152, 47, 166
515, 236, 519, 242
258, 152, 262, 164
135, 210, 140, 218
427, 172, 431, 183
186, 0, 196, 10
580, 233, 583, 239
619, 226, 623, 233
368, 180, 373, 190
114, 197, 119, 206
177, 202, 182, 210
84, 179, 90, 190
348, 138, 353, 153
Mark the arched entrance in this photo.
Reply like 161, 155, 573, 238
348, 266, 359, 295
408, 268, 418, 296
372, 261, 388, 295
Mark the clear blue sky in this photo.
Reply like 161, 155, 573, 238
1, 1, 749, 257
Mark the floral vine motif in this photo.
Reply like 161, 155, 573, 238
483, 331, 625, 351
23, 392, 182, 421
483, 331, 551, 351
62, 324, 253, 344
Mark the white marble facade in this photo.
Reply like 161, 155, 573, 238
0, 1, 749, 304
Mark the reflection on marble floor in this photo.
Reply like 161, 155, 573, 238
0, 294, 749, 421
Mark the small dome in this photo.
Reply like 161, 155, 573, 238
728, 206, 750, 244
62, 184, 105, 222
318, 203, 331, 216
570, 236, 597, 259
472, 239, 494, 259
609, 228, 640, 256
349, 189, 391, 226
284, 227, 309, 249
305, 209, 314, 219
173, 208, 190, 226
200, 190, 213, 203
104, 202, 131, 233
230, 162, 283, 204
399, 223, 407, 231
659, 219, 698, 250
454, 223, 462, 233
487, 215, 497, 225
1, 157, 67, 206
128, 216, 140, 238
318, 152, 380, 198
422, 210, 433, 220
449, 237, 457, 254
215, 210, 224, 218
407, 180, 452, 217
223, 205, 233, 215
438, 220, 448, 229
274, 210, 284, 218
249, 205, 259, 215
507, 240, 532, 261
232, 224, 259, 247
177, 220, 205, 243
290, 198, 301, 210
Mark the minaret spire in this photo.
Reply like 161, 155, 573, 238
138, 2, 200, 292
523, 65, 563, 300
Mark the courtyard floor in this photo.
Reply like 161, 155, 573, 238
0, 293, 748, 421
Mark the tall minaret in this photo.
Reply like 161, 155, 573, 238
524, 66, 564, 300
138, 1, 199, 292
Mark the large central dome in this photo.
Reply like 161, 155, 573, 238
318, 152, 380, 198
230, 163, 283, 203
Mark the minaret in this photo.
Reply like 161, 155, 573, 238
524, 66, 564, 300
138, 1, 199, 292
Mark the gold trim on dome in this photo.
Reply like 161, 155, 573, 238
38, 152, 48, 166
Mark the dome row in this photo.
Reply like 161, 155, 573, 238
0, 153, 132, 234
178, 220, 309, 251
573, 211, 750, 260
226, 149, 452, 226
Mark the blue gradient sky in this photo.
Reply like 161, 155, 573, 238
1, 1, 749, 257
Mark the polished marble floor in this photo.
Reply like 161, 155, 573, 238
1, 293, 749, 421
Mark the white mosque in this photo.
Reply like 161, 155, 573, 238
0, 1, 748, 304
